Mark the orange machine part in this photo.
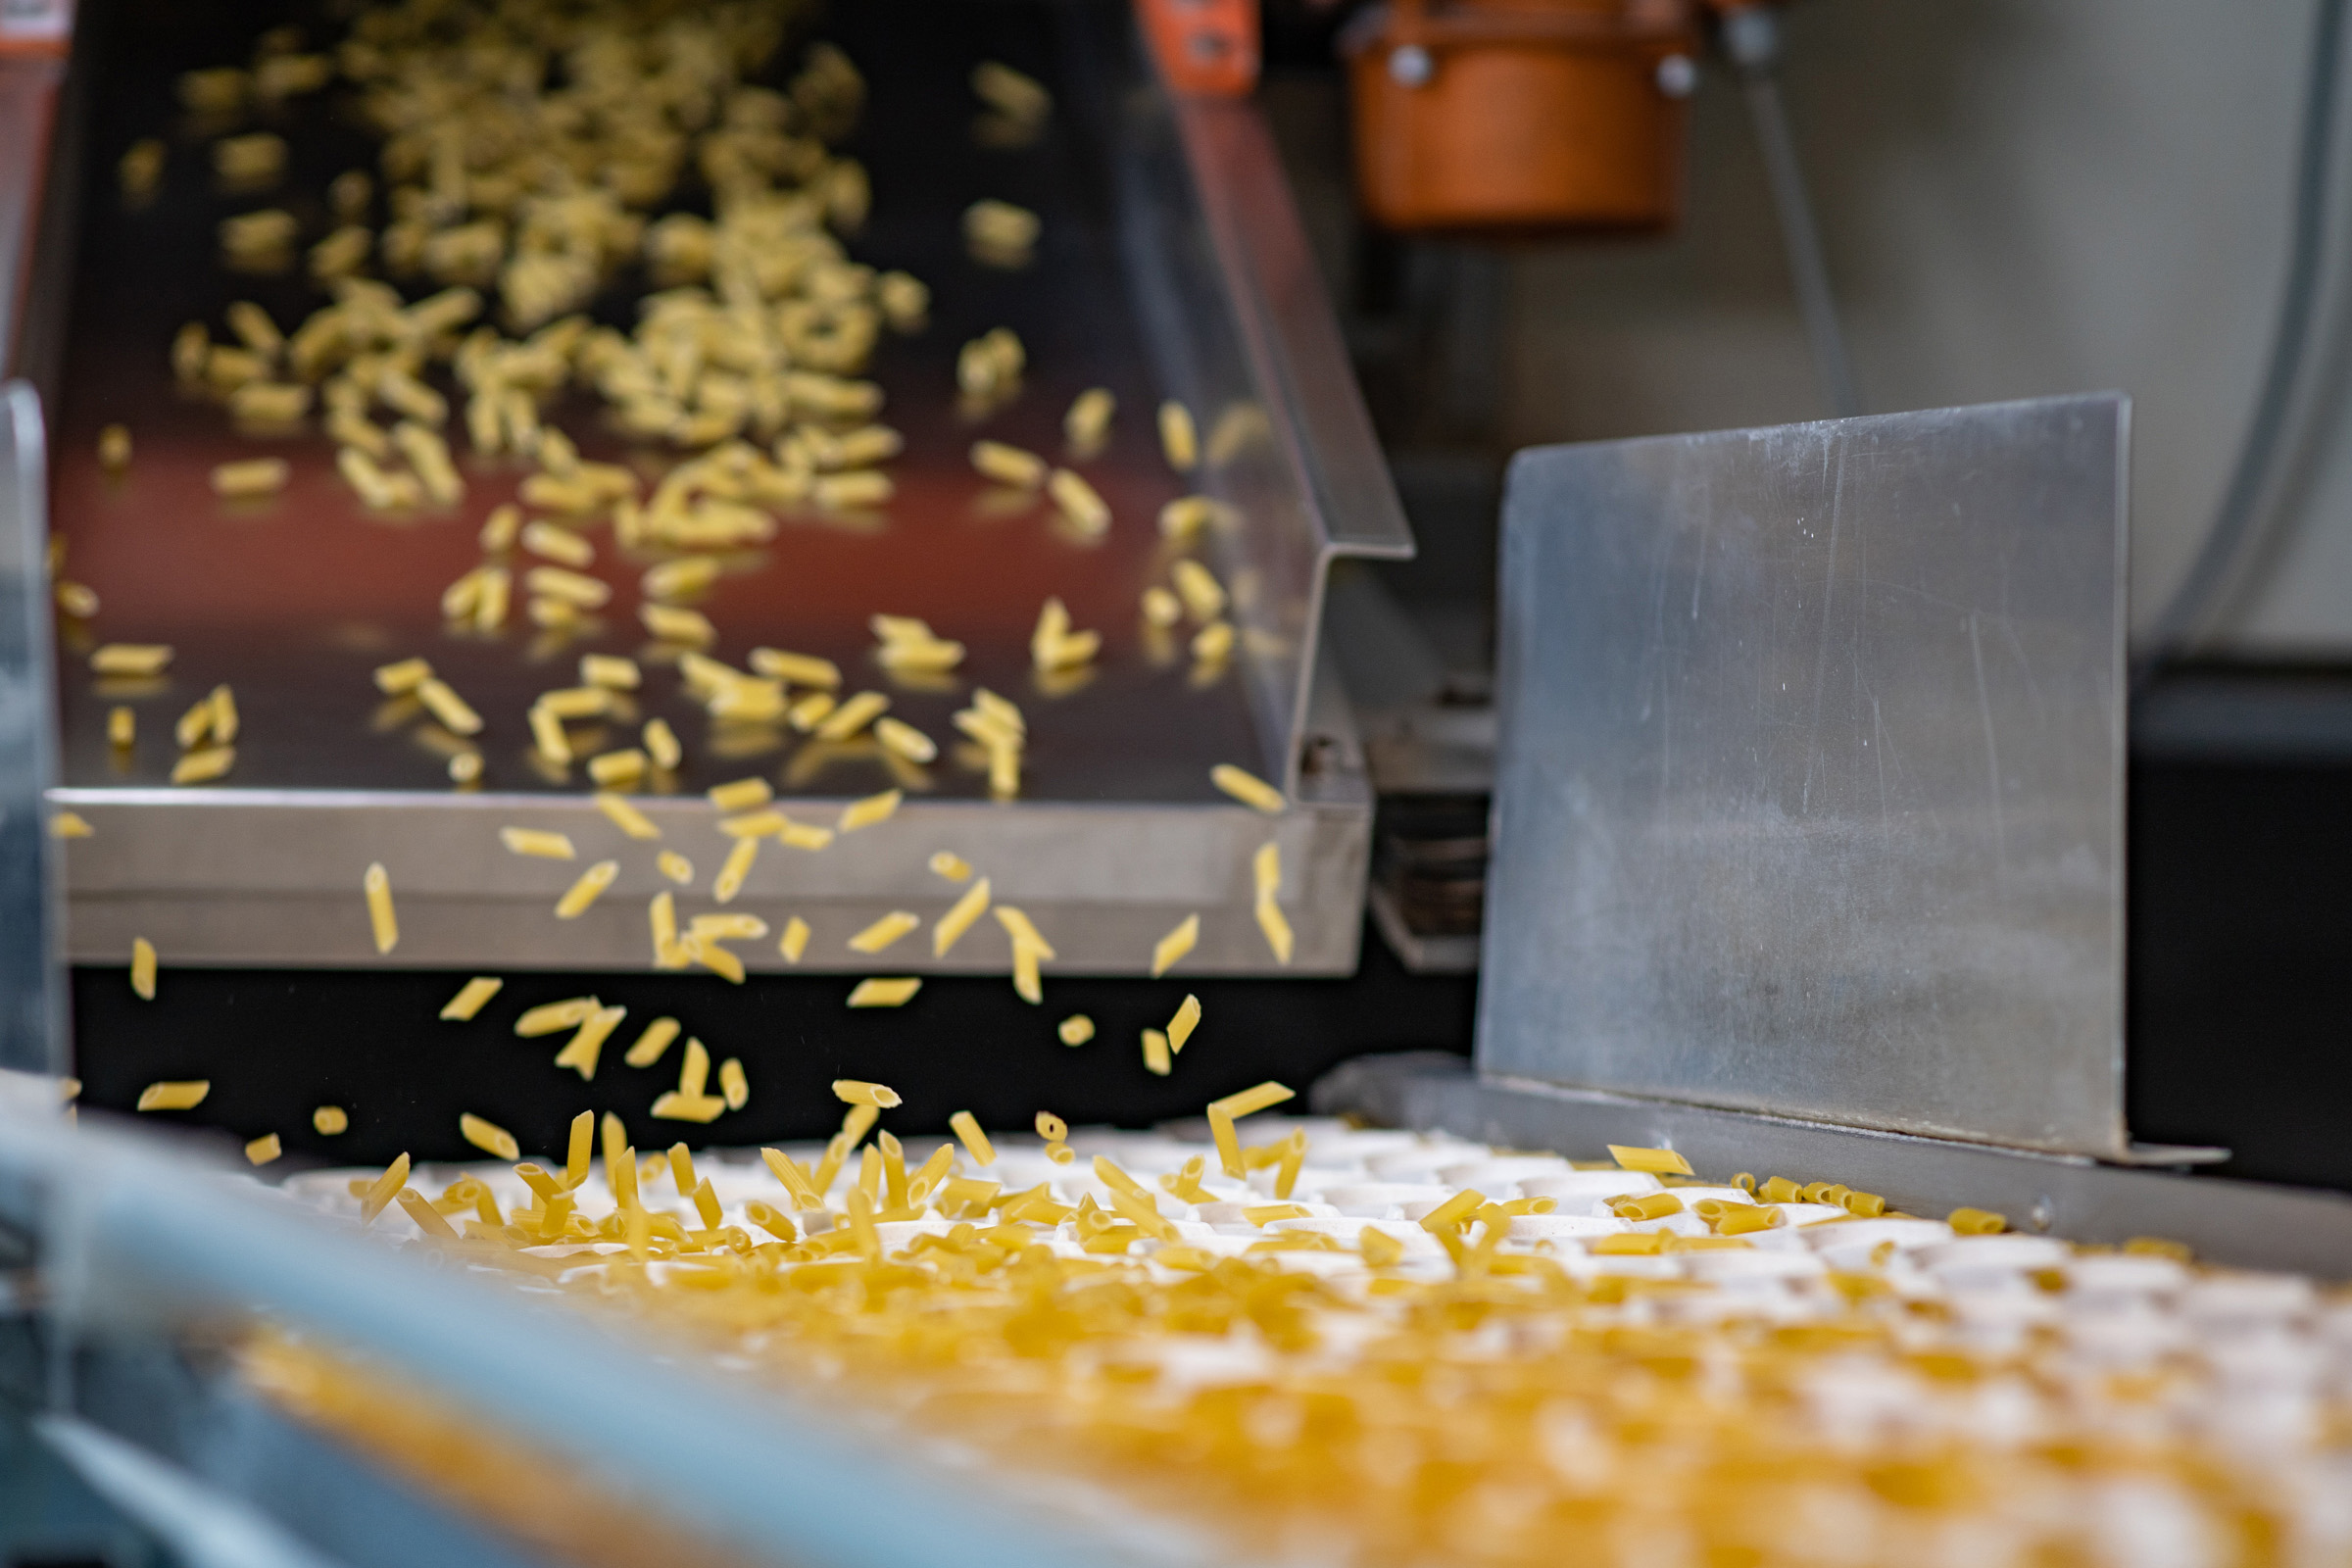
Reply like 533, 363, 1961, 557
1342, 0, 1699, 234
1137, 0, 1261, 97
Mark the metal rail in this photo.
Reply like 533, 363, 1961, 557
0, 1082, 1191, 1568
1317, 1054, 2352, 1278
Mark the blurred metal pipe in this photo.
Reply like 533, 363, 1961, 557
1723, 8, 1862, 420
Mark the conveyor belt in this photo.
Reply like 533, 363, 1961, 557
30, 0, 1411, 974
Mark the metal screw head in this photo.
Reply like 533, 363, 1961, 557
1655, 53, 1697, 99
1389, 44, 1434, 88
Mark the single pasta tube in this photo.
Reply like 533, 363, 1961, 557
874, 718, 937, 764
364, 862, 397, 954
595, 793, 660, 840
623, 1017, 681, 1069
1211, 763, 1284, 813
780, 817, 837, 851
397, 1190, 460, 1242
1151, 913, 1199, 978
650, 892, 682, 968
1609, 1144, 1694, 1176
500, 827, 575, 859
1172, 560, 1227, 622
460, 1113, 519, 1161
439, 976, 503, 1021
708, 776, 772, 813
712, 835, 759, 904
1046, 468, 1109, 535
1142, 1029, 1171, 1076
1167, 994, 1201, 1053
313, 1105, 347, 1135
971, 439, 1046, 488
643, 717, 683, 770
555, 859, 618, 918
358, 1153, 411, 1226
1010, 941, 1042, 1005
840, 788, 903, 831
244, 1134, 282, 1166
1158, 400, 1199, 470
416, 678, 482, 735
1058, 1014, 1094, 1046
847, 978, 921, 1007
949, 1110, 996, 1167
514, 998, 599, 1037
212, 457, 290, 498
1255, 898, 1295, 965
749, 648, 842, 687
779, 917, 810, 962
563, 1110, 594, 1189
933, 877, 991, 956
719, 1057, 749, 1111
930, 851, 973, 882
373, 657, 432, 695
90, 644, 172, 676
130, 938, 157, 1001
828, 904, 919, 955
137, 1080, 210, 1111
1064, 387, 1113, 449
172, 747, 235, 785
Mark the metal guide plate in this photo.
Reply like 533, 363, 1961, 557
1480, 395, 2130, 1154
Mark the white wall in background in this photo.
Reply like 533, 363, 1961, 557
1501, 0, 2342, 651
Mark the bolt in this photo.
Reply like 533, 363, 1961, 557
1389, 44, 1433, 88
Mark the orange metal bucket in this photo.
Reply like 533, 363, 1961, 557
1342, 0, 1700, 234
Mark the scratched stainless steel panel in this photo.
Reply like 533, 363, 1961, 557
1479, 394, 2130, 1154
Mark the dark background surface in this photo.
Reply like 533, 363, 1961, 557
70, 922, 1479, 1166
2128, 743, 2352, 1194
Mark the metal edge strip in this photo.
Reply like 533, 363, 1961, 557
1315, 1055, 2352, 1278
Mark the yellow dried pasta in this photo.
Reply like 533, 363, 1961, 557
847, 978, 921, 1008
500, 828, 575, 860
460, 1113, 520, 1161
364, 863, 398, 954
840, 789, 903, 831
555, 860, 618, 918
137, 1080, 210, 1111
439, 977, 503, 1020
1151, 913, 1199, 978
933, 877, 991, 956
1211, 763, 1283, 813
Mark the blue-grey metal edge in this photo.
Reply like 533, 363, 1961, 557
1317, 1054, 2352, 1280
3, 1094, 1206, 1568
1178, 98, 1415, 797
1480, 395, 2132, 1156
1106, 22, 1414, 796
0, 381, 63, 1075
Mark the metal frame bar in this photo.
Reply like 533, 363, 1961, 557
1317, 1054, 2352, 1278
0, 1084, 1193, 1568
